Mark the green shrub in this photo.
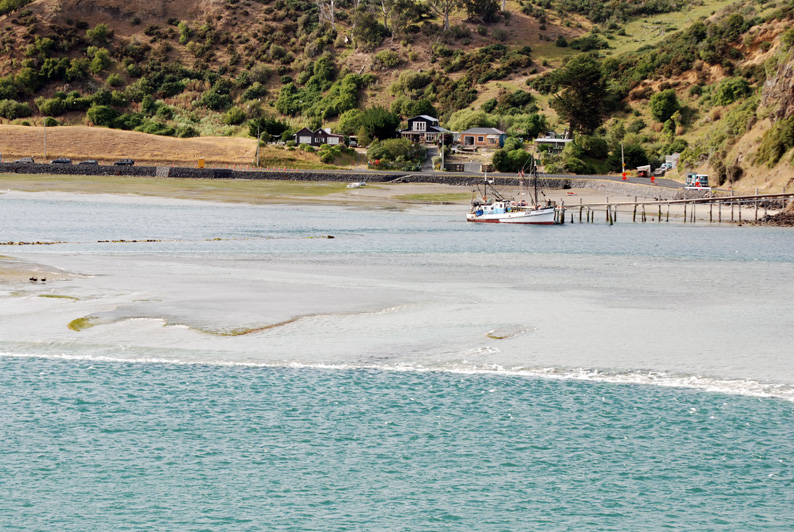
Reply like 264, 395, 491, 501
713, 78, 752, 106
223, 106, 246, 125
367, 138, 426, 164
782, 28, 794, 50
86, 23, 112, 46
247, 116, 289, 139
492, 146, 533, 173
576, 135, 608, 159
649, 89, 679, 122
178, 22, 191, 44
352, 11, 387, 52
113, 113, 144, 130
0, 0, 35, 17
135, 120, 176, 136
338, 109, 363, 135
754, 117, 794, 167
626, 119, 646, 133
43, 116, 58, 127
199, 89, 232, 111
35, 96, 66, 116
0, 99, 32, 119
176, 125, 199, 138
155, 105, 173, 120
89, 48, 112, 74
373, 50, 403, 69
106, 73, 123, 86
87, 105, 120, 127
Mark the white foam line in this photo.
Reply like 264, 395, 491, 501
2, 351, 792, 402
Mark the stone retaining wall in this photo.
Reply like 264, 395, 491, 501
0, 162, 157, 177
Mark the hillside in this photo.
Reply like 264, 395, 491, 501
0, 0, 793, 190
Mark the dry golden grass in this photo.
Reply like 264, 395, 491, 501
0, 125, 257, 165
0, 125, 345, 168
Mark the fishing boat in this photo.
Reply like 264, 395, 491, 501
466, 166, 556, 225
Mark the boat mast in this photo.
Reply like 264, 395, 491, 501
533, 155, 539, 206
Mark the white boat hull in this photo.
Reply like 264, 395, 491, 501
466, 207, 556, 224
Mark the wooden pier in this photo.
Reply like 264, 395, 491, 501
561, 189, 792, 225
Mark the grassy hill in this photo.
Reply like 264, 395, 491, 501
0, 0, 793, 190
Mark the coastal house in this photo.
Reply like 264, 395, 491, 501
534, 131, 573, 154
400, 115, 451, 145
459, 127, 506, 149
294, 127, 345, 147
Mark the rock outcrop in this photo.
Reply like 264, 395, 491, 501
761, 51, 794, 122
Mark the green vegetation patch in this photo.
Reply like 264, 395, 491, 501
39, 294, 79, 300
0, 0, 33, 16
68, 316, 97, 331
754, 117, 794, 168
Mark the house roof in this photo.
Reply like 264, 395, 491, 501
294, 127, 313, 135
411, 115, 439, 122
535, 137, 573, 144
461, 127, 505, 135
401, 125, 450, 134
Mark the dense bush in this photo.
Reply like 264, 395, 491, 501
0, 0, 35, 17
373, 50, 403, 69
754, 117, 794, 168
492, 141, 533, 173
0, 99, 32, 119
199, 88, 232, 111
86, 23, 113, 46
318, 143, 352, 164
247, 116, 289, 139
360, 106, 400, 140
713, 77, 752, 106
649, 89, 679, 122
352, 11, 387, 52
569, 34, 609, 51
337, 109, 363, 136
556, 0, 688, 23
367, 138, 426, 169
87, 104, 120, 127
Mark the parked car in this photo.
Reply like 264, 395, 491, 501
51, 157, 72, 164
78, 160, 99, 165
14, 157, 34, 163
113, 159, 135, 166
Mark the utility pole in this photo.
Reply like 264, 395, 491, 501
255, 125, 260, 168
441, 133, 445, 171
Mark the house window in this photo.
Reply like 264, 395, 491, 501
488, 137, 497, 144
477, 136, 484, 143
413, 121, 426, 132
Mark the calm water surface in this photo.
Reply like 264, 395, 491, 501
1, 192, 793, 530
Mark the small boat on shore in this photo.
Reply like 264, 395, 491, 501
347, 181, 366, 189
466, 166, 557, 225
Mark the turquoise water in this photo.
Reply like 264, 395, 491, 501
2, 192, 794, 529
2, 357, 793, 531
